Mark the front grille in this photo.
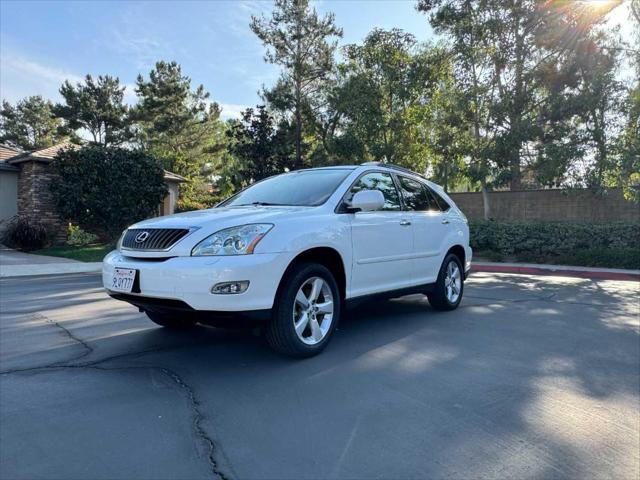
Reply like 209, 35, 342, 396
122, 228, 189, 251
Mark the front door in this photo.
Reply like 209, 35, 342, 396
347, 171, 414, 298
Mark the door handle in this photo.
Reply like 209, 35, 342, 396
441, 219, 450, 224
400, 219, 412, 226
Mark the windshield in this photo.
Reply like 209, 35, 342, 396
220, 169, 353, 207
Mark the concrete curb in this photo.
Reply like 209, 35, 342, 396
473, 262, 640, 282
0, 262, 102, 278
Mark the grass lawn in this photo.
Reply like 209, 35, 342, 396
33, 244, 112, 262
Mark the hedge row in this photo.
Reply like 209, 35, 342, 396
470, 221, 640, 268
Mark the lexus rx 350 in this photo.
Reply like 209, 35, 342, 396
103, 163, 472, 357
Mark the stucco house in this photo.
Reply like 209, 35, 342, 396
0, 143, 186, 242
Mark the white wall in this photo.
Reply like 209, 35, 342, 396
157, 182, 180, 216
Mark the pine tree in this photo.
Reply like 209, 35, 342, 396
251, 0, 342, 169
55, 75, 131, 146
0, 96, 66, 150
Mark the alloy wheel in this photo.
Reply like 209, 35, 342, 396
292, 276, 334, 345
445, 261, 461, 304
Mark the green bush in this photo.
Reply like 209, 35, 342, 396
66, 224, 99, 247
175, 198, 206, 213
50, 145, 168, 241
470, 221, 640, 269
2, 216, 51, 251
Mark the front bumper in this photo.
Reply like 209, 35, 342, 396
102, 250, 292, 312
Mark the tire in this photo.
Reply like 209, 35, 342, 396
428, 253, 464, 311
145, 310, 196, 329
266, 262, 341, 358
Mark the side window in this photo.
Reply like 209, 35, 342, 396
398, 176, 431, 211
427, 187, 450, 212
347, 172, 401, 211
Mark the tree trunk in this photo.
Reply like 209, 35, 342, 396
509, 0, 525, 192
481, 182, 492, 221
294, 15, 302, 170
295, 97, 302, 169
443, 160, 449, 192
509, 149, 522, 190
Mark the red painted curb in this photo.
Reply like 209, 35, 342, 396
472, 264, 640, 282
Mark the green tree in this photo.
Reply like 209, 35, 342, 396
50, 145, 167, 240
134, 61, 225, 203
617, 0, 640, 201
417, 0, 503, 216
221, 106, 295, 193
0, 96, 66, 150
417, 0, 619, 191
251, 0, 343, 168
54, 75, 131, 146
571, 35, 625, 188
426, 69, 470, 192
339, 29, 446, 171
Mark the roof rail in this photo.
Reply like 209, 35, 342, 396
360, 162, 429, 181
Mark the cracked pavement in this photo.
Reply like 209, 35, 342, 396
0, 272, 638, 479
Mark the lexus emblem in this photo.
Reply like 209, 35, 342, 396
135, 231, 150, 243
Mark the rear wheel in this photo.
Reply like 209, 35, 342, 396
428, 254, 464, 311
145, 310, 196, 329
266, 262, 341, 358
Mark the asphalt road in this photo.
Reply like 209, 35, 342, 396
1, 272, 638, 480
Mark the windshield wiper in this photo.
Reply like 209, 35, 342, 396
234, 201, 287, 207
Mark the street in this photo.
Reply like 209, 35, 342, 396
0, 272, 638, 480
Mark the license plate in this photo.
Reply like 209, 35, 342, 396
111, 268, 136, 293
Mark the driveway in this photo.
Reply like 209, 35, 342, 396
0, 272, 638, 479
0, 247, 77, 266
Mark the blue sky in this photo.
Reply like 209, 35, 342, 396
0, 0, 434, 119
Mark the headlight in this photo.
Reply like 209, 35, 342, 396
191, 224, 273, 256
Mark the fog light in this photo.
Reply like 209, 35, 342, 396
211, 281, 250, 294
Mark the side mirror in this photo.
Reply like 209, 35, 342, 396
349, 190, 385, 212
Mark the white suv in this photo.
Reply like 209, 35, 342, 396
103, 163, 471, 357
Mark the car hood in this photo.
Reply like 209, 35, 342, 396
130, 206, 312, 231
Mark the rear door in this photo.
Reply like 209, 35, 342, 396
397, 175, 451, 285
347, 171, 415, 297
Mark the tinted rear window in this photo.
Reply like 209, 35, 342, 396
428, 187, 450, 211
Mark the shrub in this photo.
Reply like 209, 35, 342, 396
2, 216, 50, 251
470, 221, 640, 269
175, 198, 206, 213
50, 145, 168, 241
66, 224, 99, 247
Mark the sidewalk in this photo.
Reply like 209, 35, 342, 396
0, 248, 101, 278
473, 261, 640, 282
0, 262, 103, 278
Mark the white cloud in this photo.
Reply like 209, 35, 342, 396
105, 3, 177, 71
2, 54, 83, 85
219, 103, 248, 119
110, 27, 168, 71
0, 53, 246, 120
0, 51, 141, 106
237, 0, 267, 15
0, 53, 83, 101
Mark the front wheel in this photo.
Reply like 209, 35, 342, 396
428, 254, 464, 311
266, 262, 341, 358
